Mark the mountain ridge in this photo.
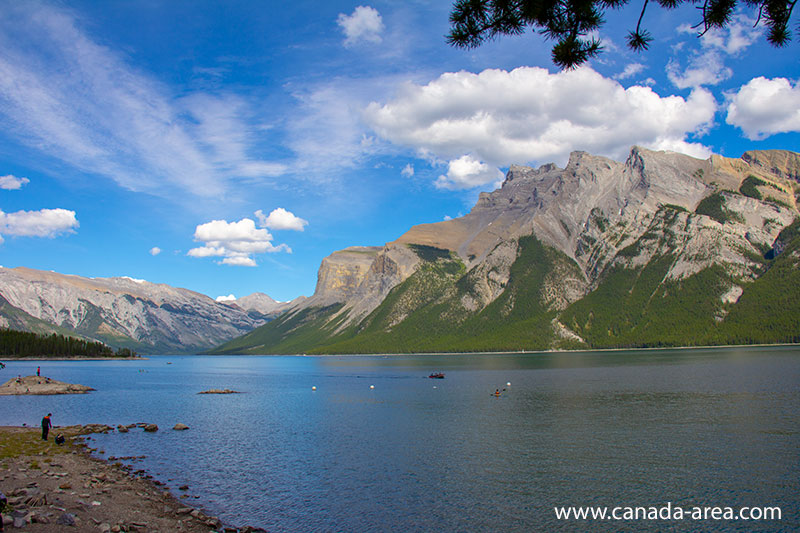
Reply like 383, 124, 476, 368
0, 267, 277, 354
211, 146, 800, 354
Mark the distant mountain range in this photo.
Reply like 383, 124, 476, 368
3, 146, 799, 355
210, 146, 800, 354
0, 267, 298, 354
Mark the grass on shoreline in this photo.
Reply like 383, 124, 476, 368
0, 425, 99, 462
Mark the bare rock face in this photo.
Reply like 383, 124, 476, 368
741, 149, 800, 183
292, 146, 799, 324
0, 268, 271, 354
309, 247, 382, 306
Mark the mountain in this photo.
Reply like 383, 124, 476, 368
222, 293, 304, 318
0, 268, 273, 354
211, 146, 800, 354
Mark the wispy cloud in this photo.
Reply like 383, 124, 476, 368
667, 14, 763, 89
0, 3, 286, 199
614, 63, 646, 81
285, 75, 407, 174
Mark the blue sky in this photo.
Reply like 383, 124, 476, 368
0, 0, 798, 302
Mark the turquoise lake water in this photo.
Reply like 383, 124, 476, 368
1, 346, 798, 531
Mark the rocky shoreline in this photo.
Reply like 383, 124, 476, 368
0, 425, 264, 532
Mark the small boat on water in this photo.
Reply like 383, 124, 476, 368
428, 372, 445, 379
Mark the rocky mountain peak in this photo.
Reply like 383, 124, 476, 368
293, 146, 800, 326
212, 146, 800, 355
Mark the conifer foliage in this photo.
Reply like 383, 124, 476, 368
447, 0, 797, 69
0, 329, 136, 358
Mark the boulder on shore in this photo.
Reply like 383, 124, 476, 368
0, 375, 94, 395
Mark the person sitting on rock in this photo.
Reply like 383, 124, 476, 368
41, 413, 52, 441
55, 434, 65, 445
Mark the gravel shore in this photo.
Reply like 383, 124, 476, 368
0, 425, 263, 532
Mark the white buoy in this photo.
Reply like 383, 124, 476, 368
506, 382, 511, 387
370, 385, 375, 389
312, 386, 317, 391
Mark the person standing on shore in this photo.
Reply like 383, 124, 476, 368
41, 413, 52, 440
0, 490, 7, 531
36, 366, 40, 377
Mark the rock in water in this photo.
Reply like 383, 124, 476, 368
0, 375, 94, 396
143, 424, 158, 432
173, 423, 189, 430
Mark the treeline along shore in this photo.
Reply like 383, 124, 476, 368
0, 329, 138, 359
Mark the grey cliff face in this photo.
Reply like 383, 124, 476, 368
293, 146, 799, 322
0, 267, 270, 353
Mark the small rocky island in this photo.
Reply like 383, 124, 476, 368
0, 375, 94, 395
197, 388, 241, 394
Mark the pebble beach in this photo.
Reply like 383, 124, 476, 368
0, 425, 263, 532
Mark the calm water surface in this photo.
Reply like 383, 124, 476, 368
1, 346, 798, 531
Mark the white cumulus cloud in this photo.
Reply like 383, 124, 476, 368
255, 208, 308, 231
188, 218, 290, 267
726, 77, 800, 140
0, 208, 78, 242
149, 247, 161, 256
436, 155, 504, 190
215, 294, 236, 302
0, 174, 29, 190
337, 6, 384, 47
363, 66, 717, 181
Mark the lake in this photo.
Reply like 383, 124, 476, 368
1, 346, 798, 531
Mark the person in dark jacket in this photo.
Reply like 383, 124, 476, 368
41, 413, 52, 440
0, 490, 7, 531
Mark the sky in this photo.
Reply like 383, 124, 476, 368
0, 0, 798, 302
